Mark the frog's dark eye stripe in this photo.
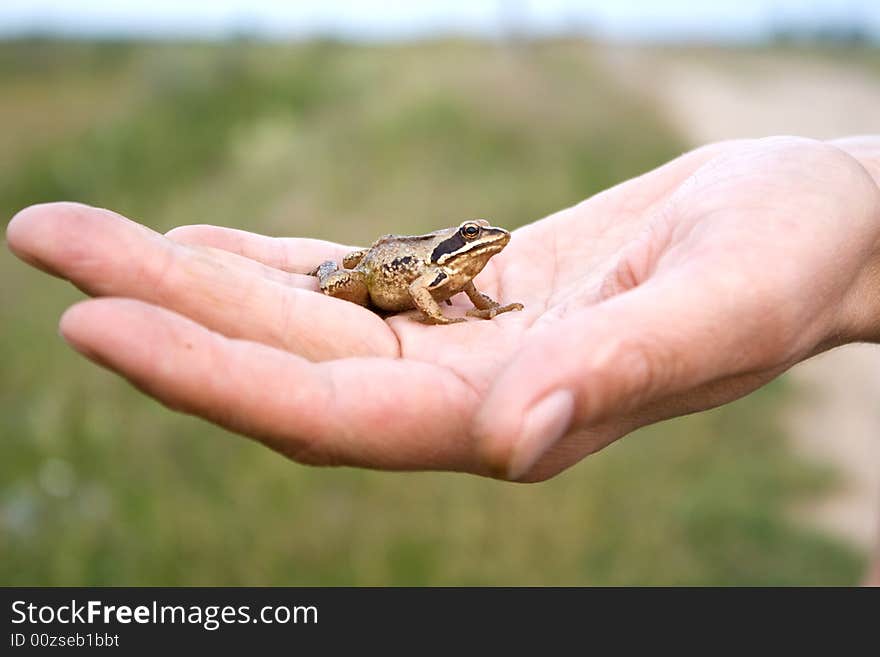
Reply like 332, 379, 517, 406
430, 232, 467, 263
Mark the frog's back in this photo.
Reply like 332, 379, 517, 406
358, 234, 436, 311
366, 230, 441, 251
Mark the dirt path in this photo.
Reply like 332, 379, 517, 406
600, 46, 880, 550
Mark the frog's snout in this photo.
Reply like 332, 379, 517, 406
489, 227, 511, 246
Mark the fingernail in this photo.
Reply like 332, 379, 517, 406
507, 390, 575, 481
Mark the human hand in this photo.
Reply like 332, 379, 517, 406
7, 136, 880, 481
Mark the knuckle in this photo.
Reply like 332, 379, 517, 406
599, 253, 641, 301
146, 242, 181, 303
599, 217, 673, 301
589, 333, 666, 413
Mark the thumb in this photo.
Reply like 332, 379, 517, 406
474, 269, 785, 481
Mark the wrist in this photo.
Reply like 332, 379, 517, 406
840, 251, 880, 345
805, 139, 880, 346
835, 148, 880, 345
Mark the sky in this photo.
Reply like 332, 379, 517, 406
0, 0, 877, 42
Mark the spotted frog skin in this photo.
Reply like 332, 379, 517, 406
309, 220, 523, 324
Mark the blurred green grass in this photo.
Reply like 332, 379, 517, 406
0, 39, 864, 585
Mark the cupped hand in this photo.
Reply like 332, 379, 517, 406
7, 136, 880, 481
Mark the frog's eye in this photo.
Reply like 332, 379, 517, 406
461, 223, 481, 240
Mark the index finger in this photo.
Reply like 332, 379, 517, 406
166, 224, 357, 274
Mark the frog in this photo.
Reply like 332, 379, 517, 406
308, 220, 524, 324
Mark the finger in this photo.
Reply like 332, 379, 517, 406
9, 210, 311, 289
7, 202, 398, 359
474, 268, 790, 481
60, 298, 481, 472
166, 224, 355, 274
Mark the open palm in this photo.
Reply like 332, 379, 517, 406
8, 136, 880, 481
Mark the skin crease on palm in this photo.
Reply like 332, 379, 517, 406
6, 136, 880, 492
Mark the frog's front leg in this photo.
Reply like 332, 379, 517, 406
312, 261, 370, 307
409, 271, 465, 325
463, 281, 523, 319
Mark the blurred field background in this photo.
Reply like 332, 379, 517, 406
2, 5, 879, 585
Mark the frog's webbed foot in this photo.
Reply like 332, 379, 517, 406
417, 313, 467, 325
466, 302, 523, 319
312, 260, 370, 307
462, 281, 523, 320
466, 302, 524, 319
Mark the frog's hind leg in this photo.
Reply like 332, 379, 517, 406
463, 281, 523, 319
342, 249, 369, 269
408, 271, 465, 325
312, 261, 370, 307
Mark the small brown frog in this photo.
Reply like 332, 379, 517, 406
309, 220, 523, 324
